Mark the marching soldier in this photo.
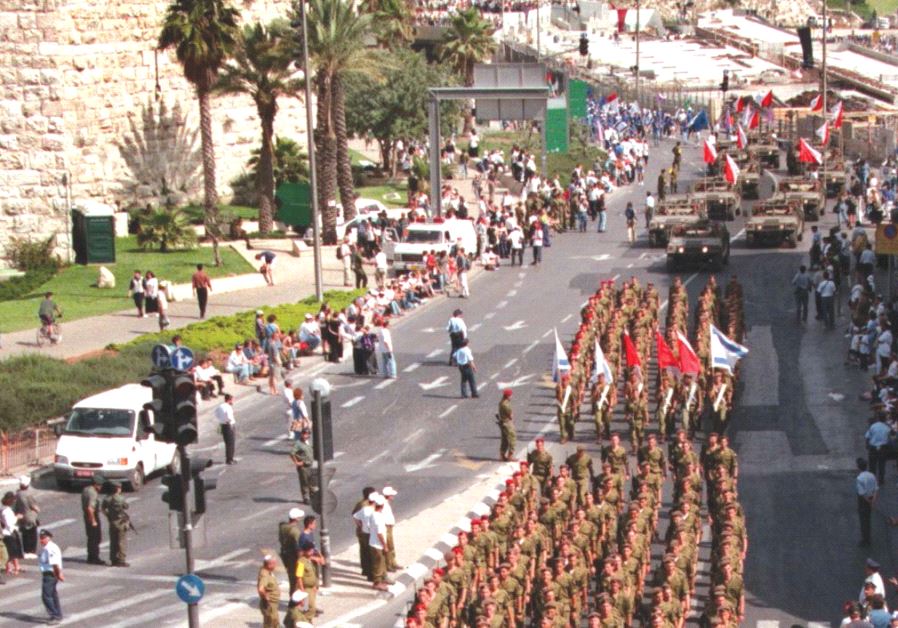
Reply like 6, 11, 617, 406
557, 373, 576, 443
679, 372, 703, 438
565, 446, 594, 506
592, 372, 616, 442
527, 437, 554, 493
709, 371, 734, 434
656, 369, 677, 441
101, 481, 130, 567
497, 389, 516, 461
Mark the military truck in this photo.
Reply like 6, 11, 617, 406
731, 151, 761, 199
648, 195, 703, 247
778, 176, 825, 221
824, 159, 848, 198
748, 142, 780, 170
745, 197, 804, 248
666, 220, 731, 270
691, 178, 740, 221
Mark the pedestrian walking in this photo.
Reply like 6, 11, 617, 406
156, 284, 170, 331
856, 457, 878, 547
290, 428, 315, 504
530, 224, 544, 266
255, 251, 276, 286
454, 338, 479, 398
497, 389, 516, 461
865, 415, 892, 484
509, 225, 524, 266
81, 474, 105, 565
14, 475, 39, 558
101, 481, 130, 567
382, 486, 399, 572
818, 270, 837, 329
127, 270, 145, 318
352, 488, 376, 581
792, 265, 812, 323
625, 202, 636, 243
215, 394, 237, 465
644, 191, 655, 229
377, 320, 397, 379
456, 247, 471, 297
447, 309, 467, 366
278, 507, 303, 594
143, 271, 158, 315
257, 555, 281, 628
339, 237, 352, 287
38, 529, 63, 624
191, 263, 212, 319
2, 492, 23, 575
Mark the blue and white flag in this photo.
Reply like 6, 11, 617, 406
710, 324, 748, 374
552, 328, 570, 383
687, 109, 709, 132
592, 339, 614, 384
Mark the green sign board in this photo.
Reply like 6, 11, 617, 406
275, 182, 312, 227
568, 79, 588, 120
545, 106, 569, 153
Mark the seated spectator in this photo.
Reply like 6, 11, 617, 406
243, 339, 268, 373
195, 358, 225, 400
299, 313, 321, 351
226, 343, 252, 383
480, 246, 499, 270
281, 331, 301, 369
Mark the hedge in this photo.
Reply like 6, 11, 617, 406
0, 289, 364, 433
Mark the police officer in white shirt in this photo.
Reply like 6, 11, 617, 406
38, 529, 64, 623
816, 270, 837, 329
454, 339, 478, 398
215, 394, 237, 464
447, 309, 467, 365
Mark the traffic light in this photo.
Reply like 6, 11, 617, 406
161, 474, 183, 511
141, 373, 171, 435
171, 373, 198, 446
720, 70, 729, 93
190, 458, 216, 515
578, 33, 589, 57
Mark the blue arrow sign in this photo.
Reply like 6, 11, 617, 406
170, 347, 195, 372
151, 344, 172, 369
176, 573, 205, 604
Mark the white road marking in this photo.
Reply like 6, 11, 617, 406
403, 428, 425, 443
503, 320, 527, 331
561, 314, 572, 323
366, 451, 389, 465
333, 451, 345, 459
468, 323, 482, 332
541, 329, 552, 338
60, 588, 171, 624
504, 358, 518, 369
732, 227, 746, 240
375, 378, 396, 390
518, 272, 526, 278
477, 382, 488, 391
262, 435, 288, 448
194, 548, 250, 571
341, 395, 365, 408
756, 622, 780, 628
513, 280, 523, 287
612, 273, 620, 281
41, 517, 75, 531
496, 300, 508, 309
319, 600, 388, 628
403, 362, 421, 373
420, 327, 438, 333
404, 449, 447, 472
489, 372, 499, 380
484, 312, 495, 319
523, 340, 539, 354
507, 289, 518, 297
497, 374, 535, 389
419, 375, 450, 391
439, 405, 458, 419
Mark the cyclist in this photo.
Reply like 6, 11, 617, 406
38, 291, 62, 333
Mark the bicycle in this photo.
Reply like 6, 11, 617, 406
36, 319, 62, 347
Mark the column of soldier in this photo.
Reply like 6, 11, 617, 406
402, 277, 747, 628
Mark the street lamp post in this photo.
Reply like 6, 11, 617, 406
635, 0, 640, 107
310, 377, 332, 587
300, 0, 324, 301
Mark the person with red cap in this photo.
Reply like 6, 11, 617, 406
497, 389, 516, 461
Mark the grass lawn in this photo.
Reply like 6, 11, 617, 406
181, 203, 258, 225
0, 236, 253, 333
358, 180, 409, 207
868, 0, 898, 15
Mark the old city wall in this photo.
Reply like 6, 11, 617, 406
0, 0, 307, 264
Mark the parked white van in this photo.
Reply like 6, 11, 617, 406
384, 218, 478, 273
53, 384, 177, 491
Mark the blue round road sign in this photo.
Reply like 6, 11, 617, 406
170, 347, 195, 372
176, 573, 205, 604
151, 344, 172, 369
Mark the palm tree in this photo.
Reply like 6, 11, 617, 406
217, 20, 302, 234
439, 7, 497, 87
159, 0, 240, 266
301, 0, 377, 244
371, 0, 415, 50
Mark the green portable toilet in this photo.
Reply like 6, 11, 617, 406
71, 203, 116, 264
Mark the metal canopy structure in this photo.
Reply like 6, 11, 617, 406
427, 85, 551, 215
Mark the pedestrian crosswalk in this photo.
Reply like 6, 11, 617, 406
755, 621, 832, 628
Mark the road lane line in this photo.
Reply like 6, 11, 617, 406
195, 548, 250, 570
541, 329, 552, 338
341, 395, 365, 408
523, 340, 539, 354
518, 272, 526, 278
626, 263, 633, 268
438, 405, 458, 419
60, 588, 170, 624
403, 428, 425, 443
484, 312, 495, 319
477, 382, 488, 391
561, 314, 572, 323
513, 280, 523, 287
426, 349, 443, 359
403, 362, 421, 373
496, 300, 508, 309
612, 273, 620, 281
366, 451, 389, 465
504, 358, 518, 369
489, 372, 499, 380
41, 517, 75, 531
469, 323, 482, 332
262, 435, 287, 448
507, 289, 518, 297
375, 379, 396, 390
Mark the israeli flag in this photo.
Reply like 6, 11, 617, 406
552, 328, 570, 383
710, 324, 749, 374
592, 340, 614, 385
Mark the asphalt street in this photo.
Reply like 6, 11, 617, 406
0, 139, 878, 628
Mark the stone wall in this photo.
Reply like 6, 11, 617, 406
0, 0, 309, 266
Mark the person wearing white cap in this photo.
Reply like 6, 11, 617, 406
279, 507, 304, 594
368, 493, 389, 590
352, 487, 376, 580
15, 475, 39, 558
381, 486, 399, 572
284, 589, 310, 628
299, 313, 321, 352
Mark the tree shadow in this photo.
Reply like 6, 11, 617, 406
116, 98, 202, 209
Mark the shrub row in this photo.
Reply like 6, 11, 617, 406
0, 267, 58, 303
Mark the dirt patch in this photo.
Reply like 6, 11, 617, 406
65, 348, 119, 364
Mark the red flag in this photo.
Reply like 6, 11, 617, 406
724, 154, 740, 185
748, 108, 760, 130
623, 332, 641, 369
736, 124, 748, 150
676, 331, 702, 375
761, 90, 774, 107
735, 96, 745, 113
815, 120, 830, 146
703, 138, 718, 164
606, 91, 618, 103
798, 138, 822, 164
809, 93, 824, 112
655, 331, 678, 370
616, 8, 627, 33
830, 100, 844, 129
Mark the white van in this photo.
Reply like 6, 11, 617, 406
384, 218, 478, 273
53, 384, 177, 491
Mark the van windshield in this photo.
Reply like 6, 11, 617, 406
64, 408, 134, 437
404, 230, 442, 244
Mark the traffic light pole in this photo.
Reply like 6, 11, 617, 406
312, 390, 332, 588
178, 447, 199, 628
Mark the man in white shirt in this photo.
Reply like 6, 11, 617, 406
644, 191, 656, 229
215, 394, 237, 464
374, 247, 388, 289
381, 486, 399, 571
368, 494, 389, 590
508, 226, 524, 266
299, 313, 321, 351
876, 323, 894, 374
352, 489, 375, 580
195, 358, 224, 400
446, 309, 467, 365
454, 338, 478, 399
339, 237, 352, 287
816, 270, 837, 329
38, 529, 64, 623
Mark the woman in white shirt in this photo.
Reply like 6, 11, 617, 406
226, 343, 252, 383
144, 271, 159, 314
377, 320, 396, 379
2, 491, 23, 575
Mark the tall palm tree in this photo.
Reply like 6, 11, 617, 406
301, 0, 377, 244
371, 0, 415, 50
159, 0, 240, 265
217, 20, 302, 234
440, 7, 497, 87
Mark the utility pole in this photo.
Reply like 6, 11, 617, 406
178, 449, 198, 628
300, 0, 323, 301
310, 384, 332, 587
536, 0, 541, 60
635, 0, 640, 106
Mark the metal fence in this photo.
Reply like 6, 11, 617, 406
0, 429, 56, 476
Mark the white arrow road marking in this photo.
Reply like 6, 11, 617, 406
828, 392, 845, 401
404, 449, 447, 472
419, 375, 450, 391
439, 404, 458, 419
341, 396, 365, 408
497, 374, 535, 389
503, 320, 527, 331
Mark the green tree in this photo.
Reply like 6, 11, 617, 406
344, 49, 459, 175
371, 0, 415, 50
217, 20, 303, 234
439, 7, 496, 86
137, 208, 198, 252
230, 137, 309, 208
158, 0, 240, 265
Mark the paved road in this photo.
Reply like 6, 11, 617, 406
0, 140, 879, 627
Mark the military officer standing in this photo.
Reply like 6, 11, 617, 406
257, 555, 281, 628
497, 389, 516, 461
290, 428, 315, 504
82, 473, 105, 565
279, 507, 303, 594
101, 481, 130, 567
